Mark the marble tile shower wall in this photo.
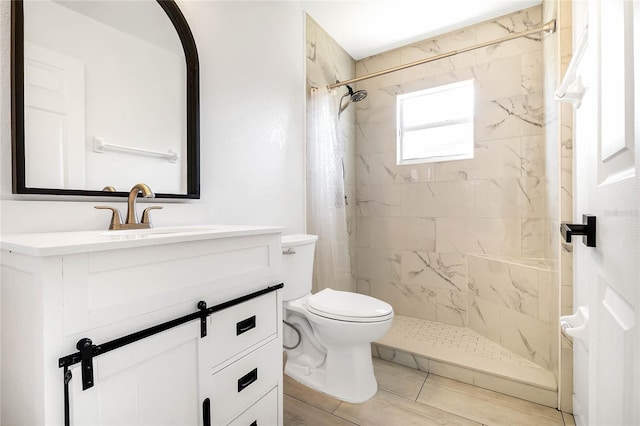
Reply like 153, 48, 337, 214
305, 15, 357, 293
467, 255, 554, 369
354, 7, 546, 327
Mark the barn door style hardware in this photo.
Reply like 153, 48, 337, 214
561, 214, 596, 247
58, 283, 283, 426
76, 338, 95, 390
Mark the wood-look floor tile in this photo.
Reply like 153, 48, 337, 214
283, 374, 342, 413
417, 374, 564, 426
562, 411, 576, 426
334, 388, 481, 426
373, 357, 427, 400
284, 395, 356, 426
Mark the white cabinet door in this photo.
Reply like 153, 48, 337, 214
69, 322, 201, 425
572, 1, 640, 425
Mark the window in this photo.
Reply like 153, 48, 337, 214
396, 80, 474, 165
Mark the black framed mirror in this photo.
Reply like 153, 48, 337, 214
11, 0, 200, 198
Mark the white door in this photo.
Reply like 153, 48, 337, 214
571, 0, 640, 425
24, 42, 86, 189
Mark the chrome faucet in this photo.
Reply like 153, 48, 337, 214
95, 183, 163, 230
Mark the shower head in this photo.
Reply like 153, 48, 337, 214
349, 87, 367, 102
344, 85, 367, 102
339, 85, 367, 115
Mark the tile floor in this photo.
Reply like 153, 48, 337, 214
283, 358, 576, 426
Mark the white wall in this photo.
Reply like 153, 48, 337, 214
0, 0, 306, 234
181, 0, 306, 231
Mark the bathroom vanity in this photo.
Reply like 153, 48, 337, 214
0, 225, 284, 425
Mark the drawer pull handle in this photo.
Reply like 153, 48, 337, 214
250, 421, 258, 426
237, 316, 256, 336
203, 398, 211, 426
238, 368, 258, 392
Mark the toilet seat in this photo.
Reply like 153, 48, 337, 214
305, 289, 393, 323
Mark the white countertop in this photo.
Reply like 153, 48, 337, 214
0, 225, 285, 257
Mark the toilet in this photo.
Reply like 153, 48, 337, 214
281, 234, 394, 403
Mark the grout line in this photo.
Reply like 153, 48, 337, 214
561, 411, 574, 426
414, 371, 429, 402
331, 410, 360, 426
282, 391, 340, 416
284, 393, 359, 426
408, 382, 495, 426
378, 385, 425, 402
283, 392, 313, 406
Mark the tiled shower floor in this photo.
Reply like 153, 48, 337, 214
374, 315, 557, 407
383, 315, 544, 369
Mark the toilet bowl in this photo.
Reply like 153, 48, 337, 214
281, 234, 394, 403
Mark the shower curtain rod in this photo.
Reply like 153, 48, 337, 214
327, 19, 556, 90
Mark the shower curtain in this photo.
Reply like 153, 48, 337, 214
307, 86, 351, 292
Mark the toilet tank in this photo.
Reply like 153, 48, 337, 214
281, 234, 318, 301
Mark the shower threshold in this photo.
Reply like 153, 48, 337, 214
373, 315, 557, 408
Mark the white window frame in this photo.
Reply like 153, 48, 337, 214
396, 79, 475, 165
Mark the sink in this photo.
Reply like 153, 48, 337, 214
1, 224, 285, 256
103, 225, 219, 238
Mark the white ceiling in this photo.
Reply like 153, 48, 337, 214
302, 0, 542, 60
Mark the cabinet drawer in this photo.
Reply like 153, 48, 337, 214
227, 387, 278, 426
202, 339, 280, 426
62, 234, 280, 336
201, 291, 277, 369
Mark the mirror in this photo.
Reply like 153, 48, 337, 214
11, 0, 200, 198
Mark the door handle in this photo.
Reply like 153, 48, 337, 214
561, 214, 596, 247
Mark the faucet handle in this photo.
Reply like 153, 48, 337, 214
141, 206, 163, 226
95, 206, 123, 230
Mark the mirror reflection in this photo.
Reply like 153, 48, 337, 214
18, 0, 194, 196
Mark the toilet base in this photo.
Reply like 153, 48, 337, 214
284, 343, 378, 404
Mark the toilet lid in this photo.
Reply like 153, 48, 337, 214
305, 289, 393, 322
